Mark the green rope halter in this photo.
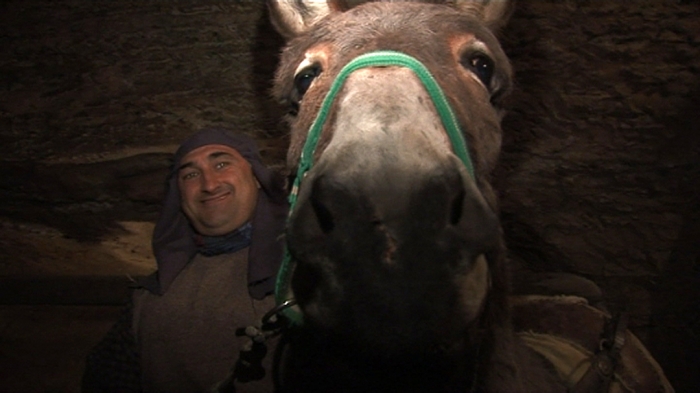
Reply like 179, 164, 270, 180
274, 50, 475, 325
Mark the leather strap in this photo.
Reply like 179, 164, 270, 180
569, 312, 628, 393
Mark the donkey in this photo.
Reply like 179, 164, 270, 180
264, 1, 674, 392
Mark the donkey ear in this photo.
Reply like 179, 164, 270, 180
452, 0, 513, 31
267, 0, 346, 40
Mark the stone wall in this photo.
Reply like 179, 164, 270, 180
1, 1, 698, 390
496, 2, 699, 389
1, 1, 286, 164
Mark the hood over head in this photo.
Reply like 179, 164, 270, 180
140, 128, 288, 299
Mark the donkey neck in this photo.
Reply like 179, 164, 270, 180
278, 323, 491, 393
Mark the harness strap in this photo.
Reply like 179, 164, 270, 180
568, 312, 628, 393
215, 314, 290, 392
274, 50, 476, 325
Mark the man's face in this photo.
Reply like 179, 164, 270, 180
178, 144, 259, 236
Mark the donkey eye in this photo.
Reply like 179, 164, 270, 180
294, 65, 321, 98
461, 53, 494, 88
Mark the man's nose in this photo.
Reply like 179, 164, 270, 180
200, 169, 221, 192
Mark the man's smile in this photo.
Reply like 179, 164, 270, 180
200, 191, 232, 204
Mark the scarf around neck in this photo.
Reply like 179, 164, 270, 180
197, 222, 252, 256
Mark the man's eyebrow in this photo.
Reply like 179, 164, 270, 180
178, 161, 195, 172
209, 151, 235, 160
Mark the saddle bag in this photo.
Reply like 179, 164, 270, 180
510, 295, 674, 393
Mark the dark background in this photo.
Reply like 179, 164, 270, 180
0, 1, 697, 392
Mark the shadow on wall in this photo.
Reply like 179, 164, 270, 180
648, 88, 700, 393
0, 153, 169, 242
250, 4, 289, 168
492, 2, 700, 391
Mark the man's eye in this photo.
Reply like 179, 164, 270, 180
181, 171, 198, 180
215, 161, 230, 170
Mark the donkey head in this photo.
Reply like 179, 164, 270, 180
270, 0, 513, 361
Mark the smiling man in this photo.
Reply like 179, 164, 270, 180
178, 143, 260, 237
83, 128, 288, 393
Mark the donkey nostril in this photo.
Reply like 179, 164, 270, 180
310, 194, 335, 234
449, 189, 465, 226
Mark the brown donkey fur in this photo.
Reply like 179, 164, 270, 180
264, 1, 673, 392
